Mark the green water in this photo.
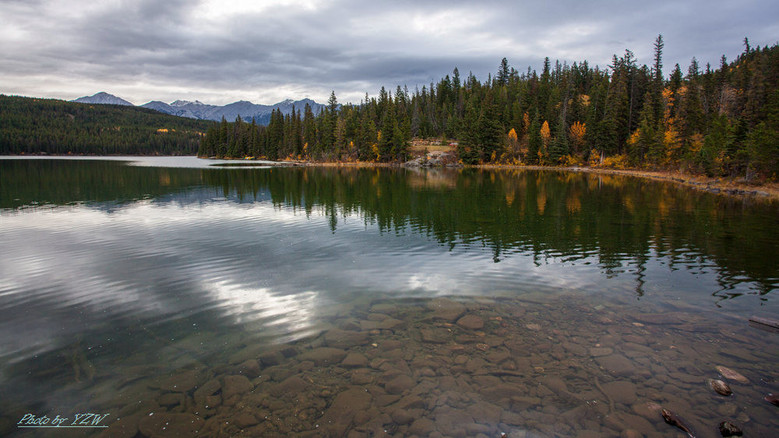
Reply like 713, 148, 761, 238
0, 157, 777, 437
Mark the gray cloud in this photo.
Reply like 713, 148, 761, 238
1, 0, 776, 105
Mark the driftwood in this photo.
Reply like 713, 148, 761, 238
749, 316, 779, 329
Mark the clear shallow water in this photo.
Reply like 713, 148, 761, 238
0, 158, 777, 437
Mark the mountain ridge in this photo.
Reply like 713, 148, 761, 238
71, 92, 325, 125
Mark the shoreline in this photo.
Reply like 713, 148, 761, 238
301, 160, 779, 202
550, 166, 778, 201
5, 154, 777, 201
293, 159, 778, 201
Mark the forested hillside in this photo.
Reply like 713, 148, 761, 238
0, 96, 215, 155
200, 37, 778, 179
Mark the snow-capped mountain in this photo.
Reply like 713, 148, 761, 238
141, 97, 325, 124
146, 100, 221, 120
71, 92, 325, 125
72, 92, 133, 106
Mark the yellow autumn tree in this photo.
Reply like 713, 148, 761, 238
538, 121, 551, 161
568, 121, 586, 154
663, 124, 681, 162
540, 121, 551, 142
506, 128, 520, 162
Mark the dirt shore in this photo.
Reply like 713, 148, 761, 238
478, 164, 779, 202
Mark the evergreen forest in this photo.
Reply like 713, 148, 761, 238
0, 95, 214, 155
199, 37, 778, 179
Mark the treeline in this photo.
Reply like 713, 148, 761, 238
200, 37, 778, 179
0, 95, 215, 155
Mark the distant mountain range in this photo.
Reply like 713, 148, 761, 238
72, 92, 326, 125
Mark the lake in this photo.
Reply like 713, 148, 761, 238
1, 157, 777, 437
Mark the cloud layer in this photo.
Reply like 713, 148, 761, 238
1, 0, 776, 105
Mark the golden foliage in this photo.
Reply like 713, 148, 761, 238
504, 128, 521, 163
627, 128, 641, 146
540, 121, 551, 141
579, 94, 591, 107
588, 149, 603, 167
600, 154, 630, 169
662, 88, 675, 121
523, 112, 530, 132
562, 154, 583, 167
568, 121, 586, 149
664, 125, 680, 158
689, 133, 704, 155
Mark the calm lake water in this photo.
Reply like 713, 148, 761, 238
0, 157, 777, 437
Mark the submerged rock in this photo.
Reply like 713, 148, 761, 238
341, 352, 368, 368
298, 347, 347, 365
589, 347, 613, 357
716, 366, 749, 384
661, 408, 695, 438
596, 354, 635, 377
319, 388, 372, 436
222, 375, 253, 400
601, 380, 638, 405
427, 298, 466, 322
385, 375, 415, 394
718, 421, 743, 437
457, 314, 485, 330
708, 379, 733, 396
138, 413, 204, 438
156, 370, 202, 393
193, 378, 221, 406
324, 329, 369, 349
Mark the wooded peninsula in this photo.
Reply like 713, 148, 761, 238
199, 37, 778, 181
0, 96, 213, 155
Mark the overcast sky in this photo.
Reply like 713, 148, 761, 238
1, 0, 776, 106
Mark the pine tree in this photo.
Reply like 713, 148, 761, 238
548, 111, 569, 164
303, 103, 316, 157
497, 58, 510, 86
629, 91, 657, 164
478, 95, 504, 161
652, 34, 665, 126
745, 89, 779, 178
458, 99, 481, 164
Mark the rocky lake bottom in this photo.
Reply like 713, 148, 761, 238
2, 160, 778, 437
5, 293, 776, 438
